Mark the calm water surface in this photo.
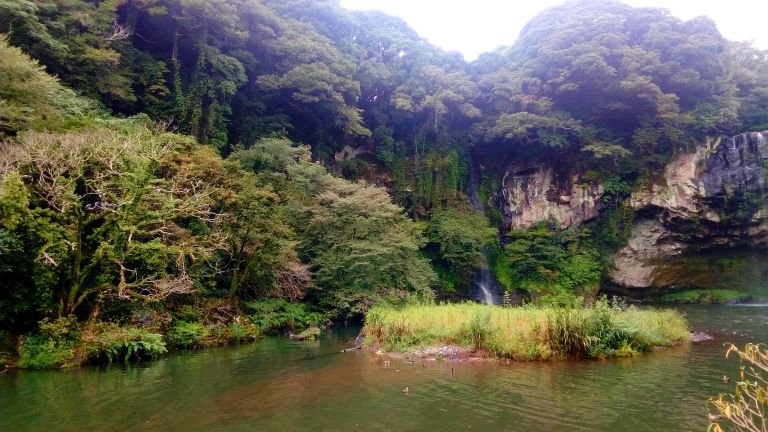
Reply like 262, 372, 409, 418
1, 305, 767, 432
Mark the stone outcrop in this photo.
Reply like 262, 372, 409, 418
609, 131, 768, 289
489, 130, 768, 290
494, 166, 604, 232
609, 219, 686, 288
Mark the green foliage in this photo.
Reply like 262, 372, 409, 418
299, 177, 436, 317
0, 35, 94, 135
164, 322, 208, 348
503, 223, 602, 298
425, 209, 497, 288
0, 123, 226, 317
226, 319, 261, 343
546, 298, 644, 358
244, 299, 326, 332
80, 323, 167, 363
364, 300, 689, 360
602, 176, 633, 203
464, 309, 491, 351
660, 289, 750, 304
489, 246, 514, 290
497, 203, 636, 301
411, 150, 464, 210
2, 0, 768, 369
174, 305, 203, 324
17, 334, 75, 369
592, 201, 635, 252
17, 317, 78, 369
472, 0, 768, 195
0, 171, 29, 231
290, 326, 321, 341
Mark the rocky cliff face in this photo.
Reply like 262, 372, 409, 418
611, 131, 768, 289
491, 131, 768, 291
493, 166, 604, 232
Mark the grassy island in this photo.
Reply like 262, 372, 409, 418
364, 300, 690, 360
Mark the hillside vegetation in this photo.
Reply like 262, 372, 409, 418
1, 0, 767, 367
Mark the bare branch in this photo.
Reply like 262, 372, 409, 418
104, 20, 133, 42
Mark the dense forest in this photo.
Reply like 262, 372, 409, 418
2, 0, 768, 366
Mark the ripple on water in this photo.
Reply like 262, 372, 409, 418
1, 306, 765, 432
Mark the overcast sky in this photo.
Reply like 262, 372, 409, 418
340, 0, 768, 61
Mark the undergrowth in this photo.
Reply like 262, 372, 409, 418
364, 298, 690, 360
660, 289, 750, 304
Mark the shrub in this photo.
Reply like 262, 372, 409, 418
17, 334, 76, 369
244, 299, 327, 332
226, 318, 260, 343
290, 326, 321, 341
165, 321, 208, 348
660, 289, 750, 304
16, 317, 78, 369
175, 305, 203, 323
79, 323, 167, 363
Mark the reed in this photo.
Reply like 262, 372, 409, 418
364, 299, 690, 360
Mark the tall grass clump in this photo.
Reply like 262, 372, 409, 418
363, 298, 690, 360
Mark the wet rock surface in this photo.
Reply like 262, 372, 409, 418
610, 131, 768, 289
494, 166, 604, 231
488, 131, 768, 290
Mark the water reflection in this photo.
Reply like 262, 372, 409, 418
1, 306, 766, 431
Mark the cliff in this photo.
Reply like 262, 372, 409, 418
490, 131, 768, 291
612, 131, 768, 290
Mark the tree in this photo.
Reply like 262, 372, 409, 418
503, 223, 601, 298
425, 209, 497, 287
0, 121, 226, 317
300, 177, 435, 317
215, 161, 306, 300
0, 35, 93, 135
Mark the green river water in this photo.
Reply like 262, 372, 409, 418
1, 304, 767, 432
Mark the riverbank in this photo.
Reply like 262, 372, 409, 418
364, 300, 690, 360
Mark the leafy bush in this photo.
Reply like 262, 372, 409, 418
226, 319, 261, 343
209, 317, 261, 344
174, 305, 203, 323
660, 289, 750, 304
503, 223, 603, 298
165, 322, 209, 348
244, 299, 327, 332
16, 317, 78, 369
290, 326, 321, 341
425, 209, 498, 287
17, 334, 76, 369
0, 35, 95, 135
80, 323, 167, 363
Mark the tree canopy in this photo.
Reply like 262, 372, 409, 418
2, 0, 768, 345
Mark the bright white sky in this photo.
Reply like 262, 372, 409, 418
340, 0, 768, 61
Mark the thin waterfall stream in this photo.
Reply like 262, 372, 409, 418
467, 155, 503, 305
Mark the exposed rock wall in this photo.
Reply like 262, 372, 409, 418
610, 131, 768, 289
494, 166, 604, 232
490, 131, 768, 290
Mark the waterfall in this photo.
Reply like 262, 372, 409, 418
467, 155, 502, 305
477, 266, 497, 306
